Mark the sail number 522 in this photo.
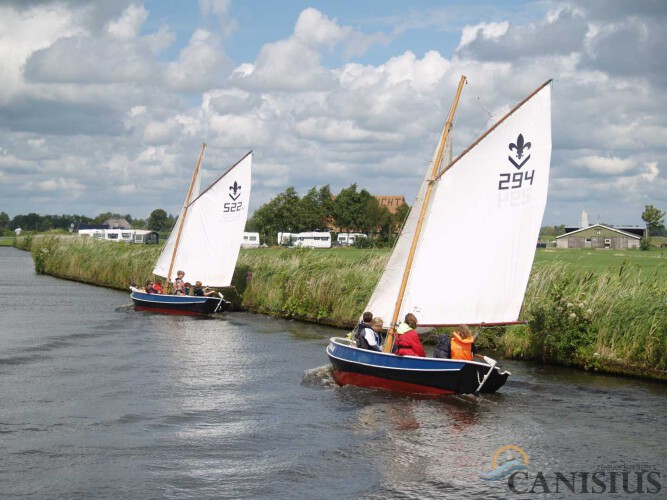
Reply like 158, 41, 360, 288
224, 201, 243, 212
499, 170, 534, 190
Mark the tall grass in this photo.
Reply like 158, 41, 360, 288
505, 261, 667, 377
26, 235, 159, 290
237, 247, 387, 326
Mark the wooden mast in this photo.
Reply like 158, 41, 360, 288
383, 76, 466, 352
163, 142, 206, 294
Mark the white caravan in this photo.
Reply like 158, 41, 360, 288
104, 229, 135, 242
278, 231, 332, 248
336, 233, 367, 246
241, 232, 261, 248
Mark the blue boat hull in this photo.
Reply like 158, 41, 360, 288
326, 337, 509, 395
130, 288, 228, 316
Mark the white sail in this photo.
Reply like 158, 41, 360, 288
153, 152, 252, 287
367, 82, 551, 326
364, 125, 452, 325
155, 165, 203, 278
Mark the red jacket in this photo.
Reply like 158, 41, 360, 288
394, 329, 426, 357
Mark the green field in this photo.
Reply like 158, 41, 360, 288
245, 245, 667, 275
534, 248, 667, 274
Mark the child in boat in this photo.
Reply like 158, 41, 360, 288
433, 334, 451, 358
357, 316, 383, 352
153, 280, 163, 294
350, 311, 373, 342
450, 325, 477, 361
143, 280, 158, 294
173, 270, 186, 295
193, 281, 217, 297
393, 313, 426, 357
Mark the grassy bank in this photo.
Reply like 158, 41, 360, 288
14, 235, 667, 381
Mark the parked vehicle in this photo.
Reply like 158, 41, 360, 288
133, 230, 159, 244
104, 229, 135, 242
241, 232, 260, 248
278, 231, 332, 248
336, 233, 367, 246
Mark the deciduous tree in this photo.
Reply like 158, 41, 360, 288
640, 204, 665, 250
147, 209, 170, 231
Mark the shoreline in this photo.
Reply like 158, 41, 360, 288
10, 235, 667, 383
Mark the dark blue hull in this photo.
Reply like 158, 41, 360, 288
130, 288, 228, 316
326, 337, 509, 395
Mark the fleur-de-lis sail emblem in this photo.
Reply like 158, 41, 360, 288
229, 181, 242, 201
508, 133, 532, 170
509, 134, 531, 159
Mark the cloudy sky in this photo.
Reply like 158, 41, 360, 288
0, 0, 665, 226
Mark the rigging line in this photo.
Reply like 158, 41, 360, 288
464, 79, 494, 119
463, 79, 513, 141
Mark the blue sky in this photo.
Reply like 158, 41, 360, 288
0, 0, 665, 227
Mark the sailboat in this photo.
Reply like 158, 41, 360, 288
130, 144, 252, 316
326, 77, 552, 395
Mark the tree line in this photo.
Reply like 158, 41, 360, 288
3, 202, 663, 248
0, 210, 177, 236
245, 184, 410, 247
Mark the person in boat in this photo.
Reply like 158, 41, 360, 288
357, 316, 384, 352
351, 311, 373, 342
153, 280, 163, 294
433, 334, 451, 359
393, 313, 426, 357
173, 270, 185, 293
183, 282, 192, 296
449, 325, 478, 361
193, 281, 218, 297
143, 280, 158, 294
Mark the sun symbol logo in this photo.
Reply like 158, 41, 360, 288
480, 445, 530, 481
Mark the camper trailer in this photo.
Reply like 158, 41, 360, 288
336, 233, 367, 246
277, 232, 293, 246
133, 230, 159, 244
241, 232, 260, 248
103, 229, 135, 243
292, 231, 332, 248
78, 229, 105, 239
278, 231, 332, 248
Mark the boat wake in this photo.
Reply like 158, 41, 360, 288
302, 365, 337, 388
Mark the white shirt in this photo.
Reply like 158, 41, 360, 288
362, 327, 380, 348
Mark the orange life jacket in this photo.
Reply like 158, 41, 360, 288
450, 332, 474, 361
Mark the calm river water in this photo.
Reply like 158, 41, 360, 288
1, 247, 666, 499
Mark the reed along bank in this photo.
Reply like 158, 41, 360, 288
14, 235, 667, 381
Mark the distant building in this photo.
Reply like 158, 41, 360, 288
556, 224, 641, 249
579, 210, 589, 228
374, 195, 406, 214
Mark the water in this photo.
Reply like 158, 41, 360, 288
1, 247, 666, 499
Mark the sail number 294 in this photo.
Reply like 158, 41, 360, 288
498, 170, 534, 190
224, 201, 243, 212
